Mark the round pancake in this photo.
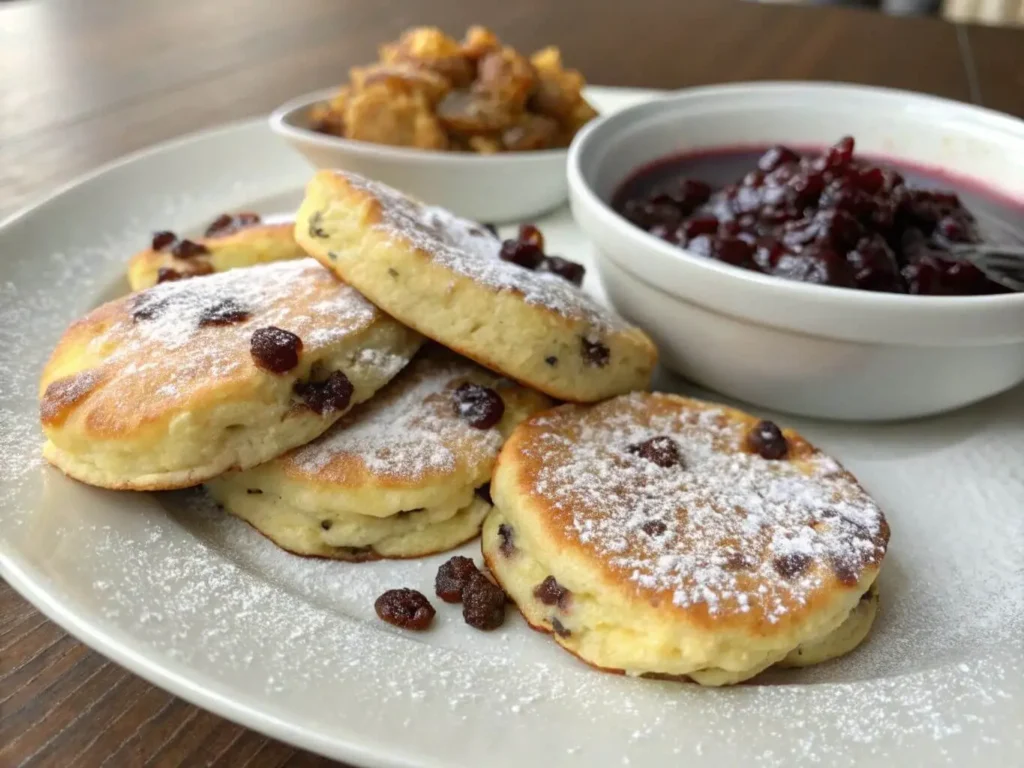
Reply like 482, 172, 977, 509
293, 170, 657, 402
207, 347, 553, 559
127, 213, 305, 291
482, 392, 889, 686
40, 259, 422, 490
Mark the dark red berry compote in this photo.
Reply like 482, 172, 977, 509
613, 136, 1015, 295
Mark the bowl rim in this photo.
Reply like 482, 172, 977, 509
269, 86, 569, 165
567, 80, 1024, 310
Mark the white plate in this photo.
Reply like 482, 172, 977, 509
0, 87, 1020, 768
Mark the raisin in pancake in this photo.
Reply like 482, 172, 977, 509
127, 213, 305, 291
40, 259, 422, 490
207, 347, 552, 560
482, 393, 889, 686
294, 170, 657, 402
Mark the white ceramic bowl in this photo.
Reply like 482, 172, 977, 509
568, 82, 1024, 421
270, 87, 569, 223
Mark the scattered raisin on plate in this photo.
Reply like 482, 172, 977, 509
435, 556, 480, 603
462, 572, 506, 630
375, 588, 435, 630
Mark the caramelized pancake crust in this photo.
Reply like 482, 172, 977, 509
40, 259, 422, 489
483, 392, 889, 685
127, 216, 304, 291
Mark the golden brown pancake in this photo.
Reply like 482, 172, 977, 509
127, 212, 305, 290
293, 170, 657, 402
483, 392, 889, 685
207, 347, 552, 559
40, 259, 422, 490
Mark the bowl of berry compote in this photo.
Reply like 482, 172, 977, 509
568, 83, 1024, 420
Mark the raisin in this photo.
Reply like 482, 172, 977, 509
533, 576, 570, 608
198, 297, 250, 327
748, 420, 788, 460
151, 231, 177, 251
435, 556, 480, 603
131, 295, 170, 322
641, 520, 667, 537
308, 211, 329, 239
517, 223, 544, 249
320, 520, 332, 530
294, 370, 354, 415
156, 267, 183, 283
628, 436, 682, 468
250, 326, 303, 373
544, 356, 558, 366
171, 239, 209, 259
581, 337, 610, 367
538, 255, 586, 286
497, 524, 515, 556
551, 617, 571, 638
499, 239, 545, 269
452, 382, 505, 429
205, 212, 261, 238
724, 551, 755, 571
773, 552, 811, 579
462, 572, 506, 630
375, 588, 435, 630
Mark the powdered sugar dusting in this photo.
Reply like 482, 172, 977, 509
343, 173, 628, 330
525, 394, 887, 620
124, 258, 374, 351
44, 259, 386, 409
292, 352, 505, 482
1, 152, 1020, 768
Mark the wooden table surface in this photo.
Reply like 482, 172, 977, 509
1, 0, 1022, 765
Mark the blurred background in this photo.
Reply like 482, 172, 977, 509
761, 0, 1023, 26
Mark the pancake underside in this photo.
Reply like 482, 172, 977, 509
481, 507, 880, 686
208, 480, 491, 560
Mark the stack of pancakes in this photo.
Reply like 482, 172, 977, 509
39, 170, 889, 685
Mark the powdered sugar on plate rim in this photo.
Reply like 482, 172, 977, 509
0, 95, 1021, 768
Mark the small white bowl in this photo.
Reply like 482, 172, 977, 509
270, 87, 569, 223
568, 82, 1024, 421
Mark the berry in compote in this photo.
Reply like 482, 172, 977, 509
613, 136, 1011, 296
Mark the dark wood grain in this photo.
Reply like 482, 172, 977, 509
0, 0, 979, 216
1, 0, 1021, 766
962, 22, 1024, 119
